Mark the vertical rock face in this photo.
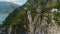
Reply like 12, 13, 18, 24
27, 11, 34, 34
26, 0, 60, 34
35, 9, 60, 34
48, 23, 60, 34
47, 10, 60, 34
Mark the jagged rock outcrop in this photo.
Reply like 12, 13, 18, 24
26, 0, 60, 34
4, 0, 60, 34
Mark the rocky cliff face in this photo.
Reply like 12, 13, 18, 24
26, 0, 60, 34
4, 0, 60, 34
37, 10, 60, 34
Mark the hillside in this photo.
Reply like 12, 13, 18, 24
3, 0, 60, 34
0, 1, 20, 24
0, 1, 20, 13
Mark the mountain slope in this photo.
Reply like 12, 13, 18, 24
0, 1, 19, 13
3, 0, 60, 34
0, 1, 20, 24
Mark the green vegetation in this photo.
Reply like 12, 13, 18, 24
3, 0, 60, 34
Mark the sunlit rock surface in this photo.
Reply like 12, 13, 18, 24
35, 9, 60, 34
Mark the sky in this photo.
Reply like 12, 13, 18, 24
0, 0, 27, 5
0, 0, 27, 24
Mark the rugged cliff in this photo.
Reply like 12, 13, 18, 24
3, 0, 60, 34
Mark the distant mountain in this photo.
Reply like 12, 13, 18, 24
0, 1, 20, 13
0, 1, 20, 24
